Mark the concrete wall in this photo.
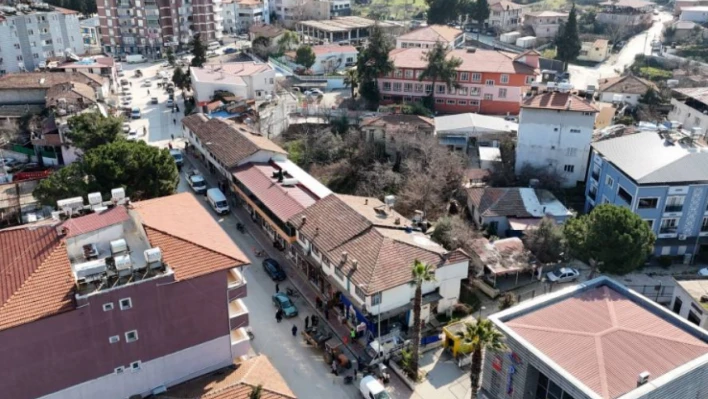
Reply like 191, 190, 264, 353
671, 283, 708, 330
515, 107, 596, 187
669, 98, 708, 135
600, 91, 641, 106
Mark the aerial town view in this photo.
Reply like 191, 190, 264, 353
2, 0, 708, 398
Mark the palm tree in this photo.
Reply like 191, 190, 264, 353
249, 384, 263, 399
408, 260, 437, 379
419, 42, 463, 112
344, 68, 359, 98
464, 319, 506, 399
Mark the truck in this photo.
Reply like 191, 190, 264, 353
359, 334, 409, 368
125, 54, 147, 64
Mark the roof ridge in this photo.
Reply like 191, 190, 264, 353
505, 322, 595, 337
142, 225, 247, 267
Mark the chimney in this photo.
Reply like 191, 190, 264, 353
301, 215, 307, 226
315, 227, 319, 236
351, 259, 358, 270
341, 251, 348, 264
637, 371, 650, 387
364, 198, 368, 205
566, 99, 572, 110
394, 217, 401, 225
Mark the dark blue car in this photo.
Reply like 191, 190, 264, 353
263, 258, 286, 281
224, 48, 238, 54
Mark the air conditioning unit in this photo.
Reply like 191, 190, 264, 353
110, 238, 128, 254
678, 235, 687, 241
114, 254, 133, 277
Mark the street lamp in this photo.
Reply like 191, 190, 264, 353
478, 306, 486, 320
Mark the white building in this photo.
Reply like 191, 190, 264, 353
598, 74, 657, 106
669, 87, 708, 137
487, 0, 524, 32
680, 6, 708, 22
515, 92, 598, 187
435, 112, 518, 151
671, 277, 708, 329
0, 4, 85, 74
221, 0, 268, 34
285, 44, 357, 74
577, 39, 610, 63
523, 11, 568, 39
395, 25, 464, 49
190, 62, 275, 107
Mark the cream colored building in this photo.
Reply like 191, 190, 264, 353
577, 39, 610, 63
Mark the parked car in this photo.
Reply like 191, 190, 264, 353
360, 376, 391, 399
122, 123, 131, 133
698, 268, 708, 277
223, 48, 238, 54
272, 292, 298, 317
151, 97, 158, 104
130, 107, 141, 119
546, 267, 580, 283
167, 98, 174, 107
142, 81, 152, 88
169, 149, 183, 169
121, 99, 131, 107
187, 174, 207, 194
262, 258, 286, 281
126, 130, 139, 141
305, 89, 324, 97
0, 157, 20, 171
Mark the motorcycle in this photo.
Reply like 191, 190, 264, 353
236, 222, 245, 233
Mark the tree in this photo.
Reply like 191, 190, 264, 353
276, 30, 299, 55
166, 47, 175, 66
344, 68, 359, 98
522, 217, 567, 264
555, 4, 581, 69
419, 42, 463, 111
190, 34, 207, 68
82, 141, 179, 201
426, 0, 463, 25
469, 0, 490, 40
252, 36, 272, 60
639, 87, 662, 106
65, 111, 123, 152
295, 45, 316, 70
463, 319, 506, 398
249, 384, 263, 399
409, 260, 437, 380
498, 292, 516, 311
172, 67, 185, 89
563, 204, 655, 275
356, 26, 394, 109
33, 163, 89, 206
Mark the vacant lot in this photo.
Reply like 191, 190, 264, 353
353, 0, 427, 20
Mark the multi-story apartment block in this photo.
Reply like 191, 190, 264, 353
515, 92, 598, 187
221, 0, 269, 34
380, 48, 539, 115
80, 16, 101, 50
98, 0, 222, 57
585, 130, 708, 259
0, 4, 84, 74
0, 192, 250, 399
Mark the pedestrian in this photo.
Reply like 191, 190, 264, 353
311, 314, 318, 328
331, 360, 338, 376
304, 315, 309, 330
275, 310, 281, 323
291, 325, 298, 337
147, 89, 150, 95
315, 296, 322, 310
275, 283, 280, 293
143, 126, 147, 135
324, 307, 329, 320
173, 118, 176, 125
171, 133, 175, 141
168, 142, 173, 149
129, 82, 132, 87
350, 328, 356, 341
353, 368, 357, 380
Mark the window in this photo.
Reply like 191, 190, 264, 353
13, 43, 20, 49
119, 298, 132, 310
435, 98, 444, 104
688, 311, 701, 325
665, 196, 685, 213
372, 292, 382, 306
414, 83, 424, 92
617, 186, 633, 204
564, 164, 575, 173
436, 85, 445, 94
403, 83, 412, 92
583, 112, 594, 116
115, 366, 125, 374
569, 128, 581, 133
415, 70, 422, 79
383, 82, 391, 91
470, 100, 479, 106
460, 72, 469, 81
458, 100, 467, 105
483, 94, 493, 100
130, 361, 142, 372
470, 87, 480, 96
485, 79, 495, 86
645, 219, 654, 229
605, 176, 614, 188
394, 69, 402, 78
702, 217, 708, 232
393, 82, 401, 92
458, 87, 468, 96
525, 75, 535, 85
404, 69, 413, 79
125, 330, 139, 343
424, 84, 432, 93
500, 74, 509, 84
660, 218, 678, 234
334, 266, 344, 280
354, 285, 365, 299
446, 100, 456, 105
471, 73, 481, 82
638, 198, 658, 209
103, 303, 114, 311
109, 335, 120, 344
498, 88, 507, 98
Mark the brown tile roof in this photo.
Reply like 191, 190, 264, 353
336, 194, 411, 229
61, 206, 130, 238
506, 285, 708, 398
46, 82, 96, 107
467, 187, 532, 218
289, 195, 466, 294
360, 114, 434, 133
521, 92, 598, 112
388, 48, 536, 75
397, 25, 463, 43
232, 162, 319, 223
132, 193, 249, 279
161, 355, 296, 399
0, 226, 74, 332
489, 0, 524, 10
182, 115, 287, 169
0, 71, 104, 90
598, 75, 656, 94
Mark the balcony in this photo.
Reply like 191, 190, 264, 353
214, 14, 224, 21
228, 267, 247, 301
660, 226, 678, 235
230, 328, 251, 359
664, 205, 684, 213
229, 299, 249, 331
118, 0, 131, 7
588, 189, 597, 202
591, 170, 600, 181
118, 14, 134, 20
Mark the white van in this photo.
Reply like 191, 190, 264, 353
359, 376, 390, 399
207, 41, 220, 51
206, 188, 229, 215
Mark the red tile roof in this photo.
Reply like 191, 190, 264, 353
506, 286, 708, 398
0, 226, 74, 332
388, 48, 537, 75
232, 162, 319, 223
397, 24, 463, 43
61, 206, 130, 238
521, 92, 598, 112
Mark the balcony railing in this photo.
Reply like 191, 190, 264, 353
230, 328, 250, 358
664, 205, 684, 213
660, 226, 678, 235
591, 171, 600, 181
229, 299, 249, 330
228, 267, 246, 289
588, 189, 597, 201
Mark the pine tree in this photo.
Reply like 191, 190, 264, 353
555, 3, 581, 69
190, 34, 207, 68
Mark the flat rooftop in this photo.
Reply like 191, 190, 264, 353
676, 277, 708, 311
493, 278, 708, 399
298, 16, 396, 32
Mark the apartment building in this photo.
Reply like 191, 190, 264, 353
0, 191, 250, 399
669, 88, 708, 136
597, 0, 654, 27
486, 0, 524, 32
221, 0, 268, 33
481, 277, 708, 399
190, 61, 276, 106
586, 130, 708, 259
395, 24, 464, 49
287, 194, 469, 334
379, 48, 539, 115
80, 16, 101, 49
271, 0, 351, 26
523, 11, 568, 39
98, 0, 223, 57
0, 4, 84, 74
515, 92, 598, 187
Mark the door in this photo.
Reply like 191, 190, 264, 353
420, 303, 431, 325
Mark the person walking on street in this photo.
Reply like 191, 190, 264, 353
171, 133, 175, 141
350, 328, 356, 342
147, 89, 150, 95
173, 118, 176, 125
331, 360, 338, 376
275, 283, 279, 293
291, 325, 298, 337
304, 316, 309, 330
324, 307, 329, 320
311, 314, 318, 328
276, 309, 283, 323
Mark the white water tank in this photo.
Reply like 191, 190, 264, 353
74, 259, 107, 281
144, 247, 162, 264
57, 196, 84, 213
114, 254, 132, 276
88, 192, 102, 206
111, 187, 126, 202
110, 239, 128, 255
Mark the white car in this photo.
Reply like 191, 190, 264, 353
305, 89, 324, 97
126, 129, 139, 141
1, 157, 20, 171
360, 376, 390, 399
546, 267, 580, 283
698, 268, 708, 277
188, 174, 207, 194
122, 123, 131, 133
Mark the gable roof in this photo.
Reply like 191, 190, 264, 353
182, 114, 286, 168
467, 187, 571, 218
0, 71, 104, 90
160, 355, 296, 399
435, 112, 517, 133
0, 226, 74, 332
598, 74, 656, 94
360, 114, 434, 132
388, 48, 537, 75
489, 0, 524, 10
521, 92, 598, 112
396, 24, 463, 43
61, 206, 130, 238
